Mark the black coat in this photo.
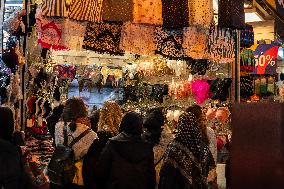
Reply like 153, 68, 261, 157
96, 132, 156, 189
0, 138, 23, 189
47, 105, 64, 139
158, 162, 206, 189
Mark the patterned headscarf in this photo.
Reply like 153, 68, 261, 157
161, 112, 214, 187
175, 112, 206, 160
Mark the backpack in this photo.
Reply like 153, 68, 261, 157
47, 123, 91, 186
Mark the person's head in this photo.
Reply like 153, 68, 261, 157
62, 97, 88, 131
98, 101, 123, 135
0, 107, 14, 141
143, 108, 165, 144
119, 112, 143, 135
186, 105, 209, 145
92, 105, 98, 113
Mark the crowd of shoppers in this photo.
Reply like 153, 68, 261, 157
0, 97, 218, 189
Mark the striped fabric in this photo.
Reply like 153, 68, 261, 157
41, 0, 69, 17
69, 0, 104, 22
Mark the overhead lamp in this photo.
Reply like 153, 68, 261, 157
245, 12, 264, 23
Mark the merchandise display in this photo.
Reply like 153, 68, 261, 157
0, 1, 249, 185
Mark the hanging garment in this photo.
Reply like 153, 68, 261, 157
254, 78, 261, 96
41, 0, 70, 17
154, 27, 185, 59
120, 22, 156, 56
36, 9, 68, 50
162, 0, 189, 28
240, 24, 254, 48
83, 21, 124, 55
133, 0, 162, 25
188, 0, 213, 28
102, 0, 133, 22
240, 76, 254, 98
218, 0, 245, 29
183, 27, 208, 59
208, 26, 235, 63
69, 0, 104, 22
61, 19, 87, 50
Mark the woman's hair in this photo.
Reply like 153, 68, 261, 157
186, 105, 209, 145
62, 97, 88, 131
0, 107, 14, 141
98, 101, 123, 135
119, 112, 143, 135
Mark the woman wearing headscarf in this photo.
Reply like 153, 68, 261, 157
186, 105, 218, 188
96, 112, 156, 189
158, 112, 215, 189
52, 97, 98, 189
0, 106, 23, 189
142, 108, 174, 185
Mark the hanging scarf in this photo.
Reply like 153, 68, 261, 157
188, 0, 213, 28
183, 27, 208, 59
69, 0, 104, 22
208, 26, 235, 63
133, 0, 163, 25
162, 0, 189, 29
218, 0, 245, 29
41, 0, 70, 17
154, 27, 185, 59
102, 0, 134, 22
83, 21, 124, 55
61, 19, 87, 50
163, 112, 213, 186
120, 22, 156, 56
36, 9, 68, 50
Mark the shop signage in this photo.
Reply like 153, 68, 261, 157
254, 44, 280, 74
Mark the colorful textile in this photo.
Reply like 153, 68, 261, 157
162, 0, 189, 28
41, 0, 69, 17
83, 21, 124, 55
208, 26, 235, 63
183, 27, 208, 59
120, 22, 156, 55
36, 9, 68, 50
218, 0, 245, 29
240, 24, 254, 48
188, 0, 213, 28
154, 27, 185, 59
61, 19, 87, 50
133, 0, 162, 25
69, 0, 104, 22
102, 0, 133, 22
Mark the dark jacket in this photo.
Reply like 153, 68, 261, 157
158, 162, 206, 189
96, 132, 156, 189
47, 104, 64, 139
0, 138, 23, 189
83, 130, 113, 189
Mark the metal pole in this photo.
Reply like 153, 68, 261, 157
236, 30, 241, 103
